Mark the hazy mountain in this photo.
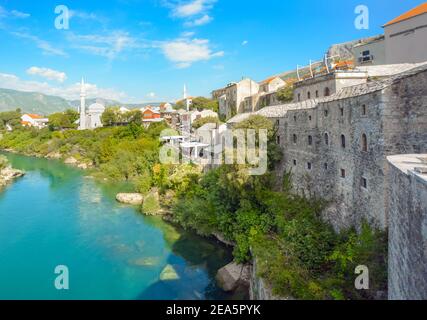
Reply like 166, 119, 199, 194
0, 88, 162, 115
0, 88, 71, 115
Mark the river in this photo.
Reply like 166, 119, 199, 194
0, 152, 236, 300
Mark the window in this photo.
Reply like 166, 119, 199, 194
324, 133, 329, 145
315, 90, 319, 98
276, 135, 281, 145
294, 115, 297, 122
307, 92, 311, 99
309, 115, 312, 121
324, 163, 328, 170
324, 87, 330, 97
362, 134, 368, 152
362, 104, 367, 115
307, 162, 312, 170
361, 177, 368, 189
324, 109, 329, 117
292, 134, 297, 144
341, 135, 346, 149
276, 119, 280, 126
293, 159, 297, 166
362, 50, 370, 56
298, 93, 301, 102
340, 107, 344, 117
341, 169, 346, 178
308, 135, 313, 146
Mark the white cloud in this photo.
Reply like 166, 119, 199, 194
0, 72, 128, 101
10, 10, 30, 18
11, 32, 67, 57
27, 67, 67, 83
0, 6, 30, 19
172, 0, 212, 18
67, 31, 139, 61
242, 40, 249, 46
146, 92, 156, 98
160, 37, 223, 68
184, 14, 213, 27
164, 0, 215, 27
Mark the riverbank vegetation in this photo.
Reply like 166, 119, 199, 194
0, 112, 387, 300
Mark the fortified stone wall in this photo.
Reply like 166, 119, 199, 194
279, 66, 427, 231
387, 155, 427, 300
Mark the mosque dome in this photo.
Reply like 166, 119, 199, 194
88, 102, 105, 113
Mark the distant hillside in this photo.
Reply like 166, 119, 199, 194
0, 88, 163, 115
0, 88, 71, 115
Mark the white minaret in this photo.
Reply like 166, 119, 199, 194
79, 78, 86, 130
183, 84, 190, 112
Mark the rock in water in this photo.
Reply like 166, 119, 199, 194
64, 157, 78, 165
116, 193, 144, 205
216, 262, 250, 292
0, 166, 25, 187
160, 264, 180, 281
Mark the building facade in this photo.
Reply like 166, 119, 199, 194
228, 63, 427, 231
384, 3, 427, 64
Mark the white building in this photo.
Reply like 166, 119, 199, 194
78, 78, 105, 130
21, 114, 49, 129
383, 3, 427, 64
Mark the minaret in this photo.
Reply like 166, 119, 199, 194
79, 78, 86, 130
183, 84, 190, 112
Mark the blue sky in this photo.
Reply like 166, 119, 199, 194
0, 0, 423, 103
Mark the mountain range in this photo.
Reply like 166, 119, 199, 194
0, 88, 159, 115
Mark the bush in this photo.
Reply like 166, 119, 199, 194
142, 191, 161, 215
0, 155, 8, 170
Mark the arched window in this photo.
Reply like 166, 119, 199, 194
308, 135, 313, 145
292, 134, 297, 144
341, 134, 346, 149
297, 93, 301, 102
362, 104, 367, 115
324, 87, 330, 97
324, 133, 329, 145
362, 134, 368, 152
307, 92, 311, 99
315, 90, 319, 98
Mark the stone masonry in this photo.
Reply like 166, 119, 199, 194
387, 155, 427, 300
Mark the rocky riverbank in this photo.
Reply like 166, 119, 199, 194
0, 156, 24, 189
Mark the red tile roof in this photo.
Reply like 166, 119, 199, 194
26, 114, 43, 119
384, 2, 427, 26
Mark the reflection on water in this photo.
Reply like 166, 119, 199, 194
0, 152, 236, 300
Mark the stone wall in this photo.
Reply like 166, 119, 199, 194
387, 155, 427, 300
278, 66, 427, 231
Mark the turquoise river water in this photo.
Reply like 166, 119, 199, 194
0, 152, 236, 300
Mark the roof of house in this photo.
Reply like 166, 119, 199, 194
24, 114, 43, 119
260, 76, 277, 85
383, 2, 427, 27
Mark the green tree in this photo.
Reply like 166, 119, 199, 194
0, 109, 22, 129
101, 107, 120, 127
192, 116, 221, 129
48, 109, 79, 130
276, 85, 294, 103
192, 97, 219, 112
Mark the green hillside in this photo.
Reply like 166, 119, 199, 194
0, 88, 71, 115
